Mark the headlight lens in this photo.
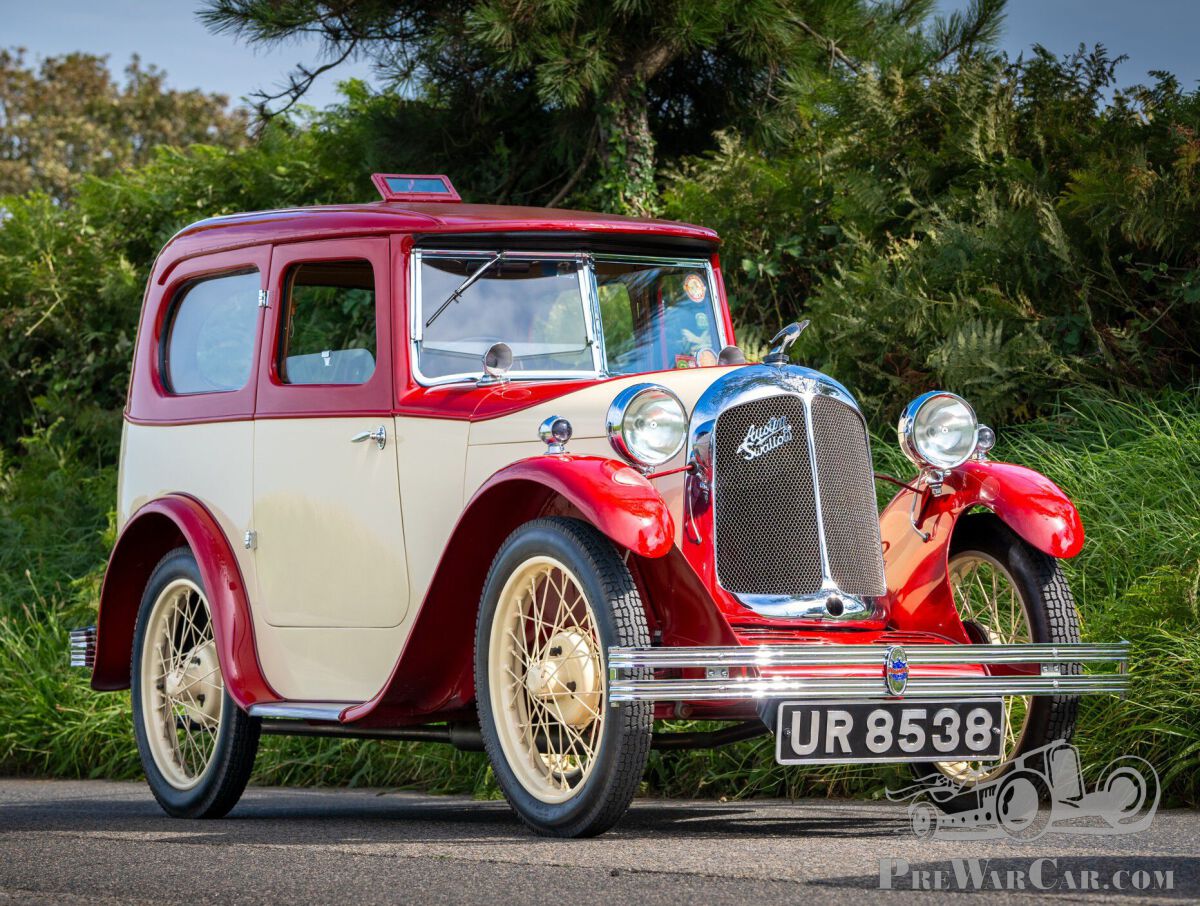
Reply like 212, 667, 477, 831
898, 391, 979, 470
607, 384, 687, 468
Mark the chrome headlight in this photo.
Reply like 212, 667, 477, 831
898, 391, 980, 470
607, 384, 687, 468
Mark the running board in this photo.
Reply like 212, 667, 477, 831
247, 702, 349, 722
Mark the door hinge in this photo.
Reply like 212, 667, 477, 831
243, 530, 257, 550
257, 290, 270, 309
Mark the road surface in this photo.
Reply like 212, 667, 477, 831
0, 779, 1195, 903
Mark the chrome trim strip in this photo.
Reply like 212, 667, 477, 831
609, 642, 1130, 669
68, 625, 96, 669
246, 703, 348, 721
609, 674, 1130, 702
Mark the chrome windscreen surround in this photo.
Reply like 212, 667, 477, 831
686, 364, 886, 620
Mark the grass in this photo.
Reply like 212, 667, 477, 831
1, 392, 1198, 805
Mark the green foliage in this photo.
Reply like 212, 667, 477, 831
666, 46, 1200, 424
3, 393, 1197, 806
0, 50, 247, 202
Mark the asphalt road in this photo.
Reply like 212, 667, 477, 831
0, 779, 1195, 904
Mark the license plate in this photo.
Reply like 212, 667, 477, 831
775, 699, 1004, 765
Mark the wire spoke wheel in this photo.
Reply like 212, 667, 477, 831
139, 578, 224, 791
489, 555, 605, 804
937, 551, 1033, 785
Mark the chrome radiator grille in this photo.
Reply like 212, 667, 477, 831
712, 392, 885, 599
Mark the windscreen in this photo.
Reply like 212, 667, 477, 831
418, 255, 592, 380
595, 260, 722, 374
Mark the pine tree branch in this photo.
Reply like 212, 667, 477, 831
792, 18, 861, 74
546, 120, 600, 208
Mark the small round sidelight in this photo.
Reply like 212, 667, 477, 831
607, 384, 687, 469
898, 391, 980, 471
975, 424, 996, 457
538, 416, 573, 454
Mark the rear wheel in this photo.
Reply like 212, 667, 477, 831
914, 514, 1079, 806
475, 518, 651, 837
131, 547, 260, 818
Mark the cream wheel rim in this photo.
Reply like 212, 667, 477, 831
488, 555, 605, 804
139, 578, 224, 790
937, 551, 1033, 784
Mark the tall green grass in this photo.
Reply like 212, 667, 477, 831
2, 393, 1197, 805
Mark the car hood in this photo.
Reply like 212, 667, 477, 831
466, 366, 741, 447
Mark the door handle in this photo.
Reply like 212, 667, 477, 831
351, 425, 387, 450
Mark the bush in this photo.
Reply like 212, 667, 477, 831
2, 392, 1196, 807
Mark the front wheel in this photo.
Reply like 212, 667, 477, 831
131, 547, 261, 818
914, 513, 1080, 804
475, 518, 652, 837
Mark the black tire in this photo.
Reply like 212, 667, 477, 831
131, 547, 261, 818
914, 513, 1080, 809
475, 517, 652, 837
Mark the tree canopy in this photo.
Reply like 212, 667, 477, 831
0, 50, 248, 202
199, 0, 1003, 212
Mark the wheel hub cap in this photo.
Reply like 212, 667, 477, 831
523, 629, 599, 727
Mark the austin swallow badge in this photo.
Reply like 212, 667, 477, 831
737, 415, 794, 461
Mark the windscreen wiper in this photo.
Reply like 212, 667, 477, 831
425, 252, 505, 328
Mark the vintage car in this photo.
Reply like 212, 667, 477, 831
70, 173, 1129, 837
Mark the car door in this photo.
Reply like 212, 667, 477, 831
252, 237, 409, 630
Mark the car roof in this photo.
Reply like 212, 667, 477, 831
162, 201, 719, 264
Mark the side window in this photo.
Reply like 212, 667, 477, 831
163, 270, 260, 394
278, 260, 377, 386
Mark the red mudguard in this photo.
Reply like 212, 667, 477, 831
92, 495, 278, 709
879, 460, 1084, 641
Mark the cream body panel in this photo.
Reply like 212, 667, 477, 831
251, 625, 409, 701
252, 417, 409, 629
463, 369, 727, 547
394, 416, 471, 607
119, 420, 257, 593
467, 367, 732, 446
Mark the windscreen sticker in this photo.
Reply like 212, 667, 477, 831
683, 272, 707, 303
675, 353, 697, 369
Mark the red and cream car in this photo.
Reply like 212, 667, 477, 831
71, 174, 1128, 837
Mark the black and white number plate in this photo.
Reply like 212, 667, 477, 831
775, 699, 1004, 765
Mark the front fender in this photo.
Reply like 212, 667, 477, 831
880, 460, 1083, 639
93, 495, 278, 709
340, 454, 674, 725
470, 454, 676, 558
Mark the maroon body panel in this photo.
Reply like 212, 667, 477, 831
92, 496, 280, 709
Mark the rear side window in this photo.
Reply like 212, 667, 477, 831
163, 270, 260, 394
278, 260, 377, 385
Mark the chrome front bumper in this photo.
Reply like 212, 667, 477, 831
607, 642, 1130, 703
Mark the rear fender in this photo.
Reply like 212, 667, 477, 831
880, 460, 1083, 639
342, 454, 676, 724
92, 495, 278, 709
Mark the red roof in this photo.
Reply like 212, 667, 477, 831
163, 201, 719, 262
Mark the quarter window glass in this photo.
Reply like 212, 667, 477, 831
418, 256, 591, 379
596, 261, 721, 374
279, 260, 377, 385
163, 270, 260, 394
